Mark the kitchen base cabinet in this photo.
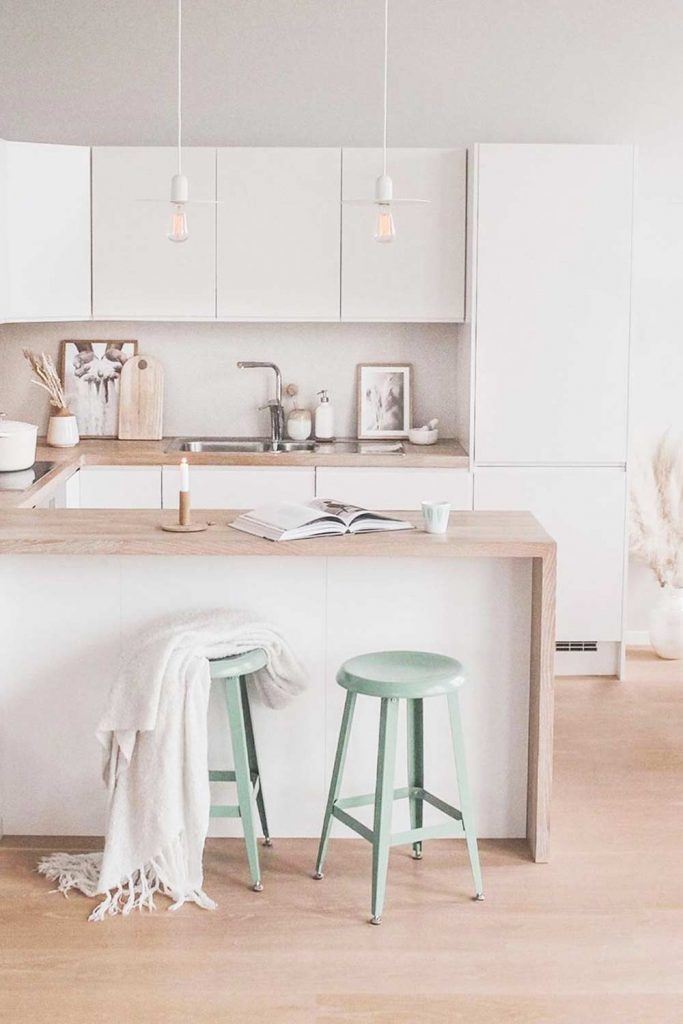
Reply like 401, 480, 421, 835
78, 467, 162, 509
474, 467, 626, 644
162, 467, 316, 509
315, 468, 472, 511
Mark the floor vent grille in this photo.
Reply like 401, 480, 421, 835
556, 641, 598, 653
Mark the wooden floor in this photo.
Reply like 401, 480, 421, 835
2, 648, 682, 1024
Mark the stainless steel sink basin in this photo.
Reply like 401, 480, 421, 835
166, 437, 317, 454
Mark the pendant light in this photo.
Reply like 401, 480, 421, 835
344, 0, 428, 242
168, 0, 188, 242
138, 0, 219, 236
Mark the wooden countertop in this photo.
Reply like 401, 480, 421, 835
0, 508, 554, 557
0, 437, 469, 511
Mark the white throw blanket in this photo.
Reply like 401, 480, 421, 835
38, 611, 306, 921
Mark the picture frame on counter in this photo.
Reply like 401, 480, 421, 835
60, 340, 138, 438
356, 362, 412, 439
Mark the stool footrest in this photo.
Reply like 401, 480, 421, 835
330, 786, 465, 848
210, 805, 242, 818
209, 771, 261, 819
331, 806, 374, 843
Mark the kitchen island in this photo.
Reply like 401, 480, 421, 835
0, 508, 555, 861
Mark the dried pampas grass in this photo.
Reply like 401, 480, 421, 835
630, 433, 683, 587
22, 349, 67, 410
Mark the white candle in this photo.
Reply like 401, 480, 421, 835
179, 457, 190, 493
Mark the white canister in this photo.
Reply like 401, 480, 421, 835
0, 419, 38, 471
47, 409, 80, 448
287, 408, 312, 441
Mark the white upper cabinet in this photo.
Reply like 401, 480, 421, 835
92, 147, 216, 319
2, 141, 91, 321
341, 148, 467, 322
473, 144, 634, 465
217, 148, 341, 320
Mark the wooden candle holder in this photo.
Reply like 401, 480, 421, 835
161, 489, 209, 533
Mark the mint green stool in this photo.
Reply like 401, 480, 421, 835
314, 650, 484, 924
209, 649, 271, 892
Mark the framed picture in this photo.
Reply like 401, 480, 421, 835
60, 340, 138, 438
357, 363, 412, 439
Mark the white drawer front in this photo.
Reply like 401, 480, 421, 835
315, 468, 472, 511
162, 466, 316, 509
78, 467, 162, 509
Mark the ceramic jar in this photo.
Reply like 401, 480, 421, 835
47, 408, 80, 448
649, 585, 683, 660
287, 407, 312, 441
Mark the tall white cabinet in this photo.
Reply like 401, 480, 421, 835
0, 141, 91, 322
92, 147, 216, 319
471, 144, 634, 668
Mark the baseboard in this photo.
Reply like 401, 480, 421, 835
624, 630, 650, 646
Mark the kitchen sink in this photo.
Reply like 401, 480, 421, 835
167, 437, 317, 454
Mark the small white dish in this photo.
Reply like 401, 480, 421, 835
408, 427, 439, 446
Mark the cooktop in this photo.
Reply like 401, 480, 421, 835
0, 461, 56, 492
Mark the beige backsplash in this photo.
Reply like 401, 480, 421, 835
0, 321, 460, 438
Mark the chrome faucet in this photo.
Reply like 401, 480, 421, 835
237, 361, 285, 444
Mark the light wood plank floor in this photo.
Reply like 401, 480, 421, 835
1, 649, 682, 1024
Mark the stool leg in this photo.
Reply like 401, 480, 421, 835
371, 697, 399, 925
224, 680, 262, 892
406, 698, 424, 860
447, 692, 484, 901
240, 677, 271, 847
314, 690, 357, 879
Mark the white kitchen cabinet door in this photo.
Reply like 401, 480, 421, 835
162, 467, 316, 509
217, 148, 341, 320
474, 467, 626, 640
474, 144, 633, 465
341, 148, 467, 322
92, 148, 216, 319
315, 468, 472, 511
78, 467, 162, 509
3, 141, 91, 321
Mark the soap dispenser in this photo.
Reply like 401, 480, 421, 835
314, 390, 334, 441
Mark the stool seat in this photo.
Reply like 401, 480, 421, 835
209, 648, 268, 679
337, 650, 465, 699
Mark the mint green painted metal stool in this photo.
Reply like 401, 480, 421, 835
209, 649, 271, 892
314, 650, 484, 924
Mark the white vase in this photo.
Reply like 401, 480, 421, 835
47, 409, 80, 448
649, 585, 683, 660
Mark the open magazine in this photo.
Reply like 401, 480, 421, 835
230, 498, 414, 542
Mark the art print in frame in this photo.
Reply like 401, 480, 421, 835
357, 363, 412, 439
60, 340, 138, 438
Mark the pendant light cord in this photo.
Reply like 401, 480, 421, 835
176, 0, 182, 176
382, 0, 389, 176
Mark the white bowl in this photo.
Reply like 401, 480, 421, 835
408, 428, 439, 446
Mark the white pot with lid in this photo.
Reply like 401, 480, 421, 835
0, 418, 38, 471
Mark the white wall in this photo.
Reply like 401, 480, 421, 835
1, 0, 682, 627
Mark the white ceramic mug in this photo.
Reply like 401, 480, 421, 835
421, 500, 451, 534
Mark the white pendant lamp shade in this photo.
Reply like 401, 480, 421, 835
343, 0, 428, 241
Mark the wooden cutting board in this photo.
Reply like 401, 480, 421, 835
118, 355, 164, 440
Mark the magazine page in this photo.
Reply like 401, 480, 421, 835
244, 501, 340, 531
309, 497, 386, 526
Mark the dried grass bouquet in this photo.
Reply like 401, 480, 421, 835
23, 349, 68, 411
630, 433, 683, 587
